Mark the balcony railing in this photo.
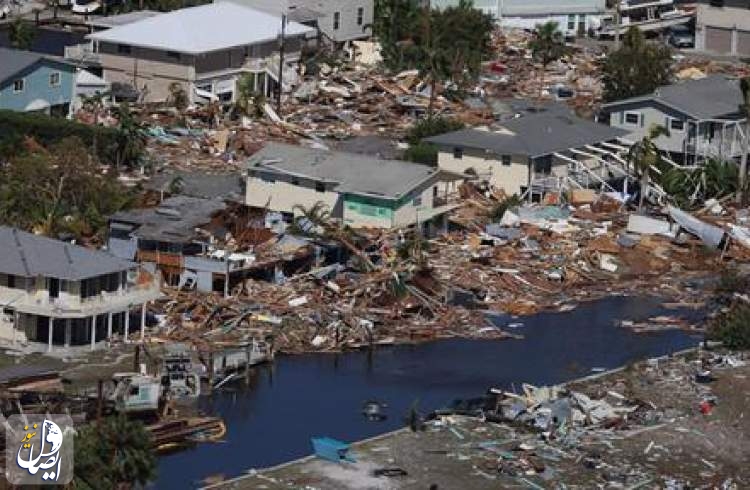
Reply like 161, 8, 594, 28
64, 43, 101, 64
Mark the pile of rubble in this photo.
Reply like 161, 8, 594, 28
422, 349, 749, 487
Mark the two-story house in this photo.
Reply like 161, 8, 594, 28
601, 75, 745, 165
0, 47, 77, 115
429, 0, 607, 36
0, 226, 160, 352
695, 0, 750, 56
244, 143, 463, 234
425, 107, 628, 198
223, 0, 374, 45
86, 2, 313, 103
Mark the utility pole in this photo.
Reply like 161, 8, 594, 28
614, 1, 621, 50
277, 13, 287, 116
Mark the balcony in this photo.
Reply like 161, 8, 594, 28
64, 43, 101, 65
0, 273, 161, 319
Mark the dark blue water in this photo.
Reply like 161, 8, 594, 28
155, 295, 702, 489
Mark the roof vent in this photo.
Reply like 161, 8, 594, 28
155, 207, 182, 219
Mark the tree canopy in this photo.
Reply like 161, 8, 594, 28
374, 0, 494, 98
602, 27, 672, 102
0, 136, 135, 239
74, 416, 156, 490
8, 17, 35, 50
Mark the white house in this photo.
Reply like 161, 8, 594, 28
0, 227, 160, 352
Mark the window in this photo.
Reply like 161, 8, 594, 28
670, 118, 685, 131
166, 51, 181, 60
291, 178, 300, 186
12, 79, 24, 93
333, 11, 340, 30
117, 44, 131, 54
501, 155, 512, 166
453, 147, 463, 159
624, 112, 641, 126
413, 195, 422, 206
567, 14, 575, 31
357, 7, 364, 26
709, 0, 724, 6
49, 72, 60, 87
315, 182, 326, 193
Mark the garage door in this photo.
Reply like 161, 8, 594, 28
737, 30, 750, 56
705, 26, 732, 54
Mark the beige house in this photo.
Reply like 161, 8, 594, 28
0, 227, 160, 353
601, 75, 746, 165
425, 108, 629, 199
86, 3, 313, 103
696, 0, 750, 56
245, 143, 462, 232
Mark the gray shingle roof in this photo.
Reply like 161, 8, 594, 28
601, 75, 744, 120
246, 143, 441, 200
145, 171, 244, 202
109, 196, 227, 243
0, 226, 135, 280
426, 111, 628, 157
0, 47, 45, 86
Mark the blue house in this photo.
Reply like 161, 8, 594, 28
0, 47, 77, 116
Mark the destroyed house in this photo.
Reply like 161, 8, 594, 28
245, 143, 463, 233
601, 75, 746, 165
0, 226, 159, 352
108, 196, 315, 295
86, 3, 313, 104
430, 0, 606, 36
425, 108, 629, 199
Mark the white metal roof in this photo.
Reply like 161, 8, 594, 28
87, 3, 313, 55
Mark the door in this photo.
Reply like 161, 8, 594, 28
705, 27, 732, 54
49, 278, 59, 299
737, 30, 750, 56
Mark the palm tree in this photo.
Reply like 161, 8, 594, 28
627, 124, 669, 210
8, 16, 35, 50
738, 77, 750, 204
290, 201, 332, 237
74, 415, 156, 489
113, 103, 146, 169
529, 21, 566, 101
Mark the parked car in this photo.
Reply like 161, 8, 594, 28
667, 25, 694, 49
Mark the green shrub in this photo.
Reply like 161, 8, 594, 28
707, 301, 750, 349
405, 116, 464, 145
489, 195, 522, 222
403, 142, 438, 166
0, 110, 121, 164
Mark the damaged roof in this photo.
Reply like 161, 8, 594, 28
110, 196, 227, 243
601, 75, 744, 120
87, 3, 313, 54
426, 110, 627, 158
247, 142, 448, 200
145, 171, 244, 202
0, 226, 134, 280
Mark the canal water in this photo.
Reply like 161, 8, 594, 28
155, 295, 703, 489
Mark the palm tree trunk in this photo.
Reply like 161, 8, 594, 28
737, 120, 749, 204
427, 77, 436, 118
